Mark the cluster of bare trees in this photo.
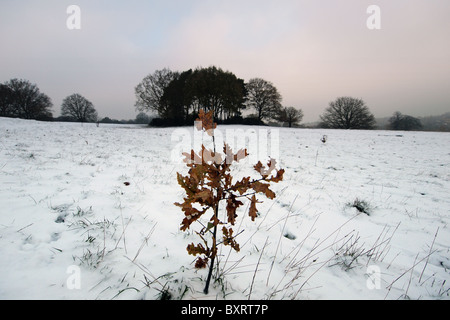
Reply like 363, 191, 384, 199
387, 111, 423, 131
136, 67, 413, 130
135, 67, 304, 127
0, 78, 98, 123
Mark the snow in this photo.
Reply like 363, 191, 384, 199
0, 117, 449, 300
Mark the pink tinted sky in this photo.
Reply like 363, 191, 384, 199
1, 0, 449, 122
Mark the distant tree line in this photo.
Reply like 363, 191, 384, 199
134, 66, 303, 127
96, 112, 151, 125
418, 113, 450, 132
1, 76, 448, 131
0, 78, 150, 124
316, 97, 443, 131
374, 112, 449, 131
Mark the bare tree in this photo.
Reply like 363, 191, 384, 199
0, 83, 14, 117
134, 68, 179, 117
279, 106, 304, 127
61, 93, 97, 122
2, 78, 53, 120
245, 78, 282, 123
319, 97, 375, 129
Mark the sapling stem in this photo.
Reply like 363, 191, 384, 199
204, 202, 218, 294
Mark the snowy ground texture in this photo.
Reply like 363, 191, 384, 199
0, 117, 449, 300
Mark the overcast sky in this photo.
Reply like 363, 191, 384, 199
1, 0, 449, 122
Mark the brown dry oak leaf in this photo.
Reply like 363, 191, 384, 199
195, 109, 217, 135
251, 181, 276, 199
226, 195, 244, 225
222, 227, 240, 252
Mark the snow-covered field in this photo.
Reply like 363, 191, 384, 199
0, 117, 449, 300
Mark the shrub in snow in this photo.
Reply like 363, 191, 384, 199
346, 198, 372, 215
175, 109, 284, 294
